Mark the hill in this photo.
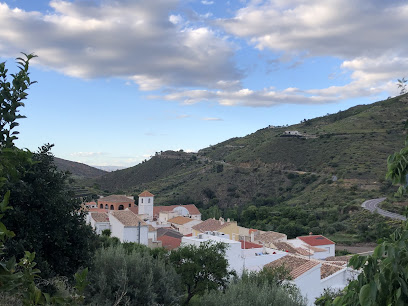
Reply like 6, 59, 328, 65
54, 157, 107, 179
85, 95, 408, 243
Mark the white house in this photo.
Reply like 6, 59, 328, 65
266, 255, 357, 305
109, 210, 149, 245
182, 231, 287, 276
294, 235, 335, 259
87, 212, 110, 235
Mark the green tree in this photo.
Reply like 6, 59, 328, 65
0, 54, 89, 305
169, 241, 233, 305
86, 245, 181, 306
199, 270, 306, 306
2, 144, 97, 278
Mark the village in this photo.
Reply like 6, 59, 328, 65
85, 191, 358, 304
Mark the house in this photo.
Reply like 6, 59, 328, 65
265, 254, 357, 305
294, 235, 335, 259
168, 216, 202, 235
182, 231, 287, 275
192, 217, 240, 240
109, 210, 149, 245
97, 195, 134, 210
87, 212, 110, 235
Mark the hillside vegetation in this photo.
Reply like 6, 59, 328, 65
83, 95, 408, 243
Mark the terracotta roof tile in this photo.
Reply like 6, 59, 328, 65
91, 212, 109, 222
240, 240, 263, 249
139, 190, 155, 197
98, 195, 134, 203
297, 235, 335, 246
256, 231, 287, 244
273, 242, 298, 254
157, 235, 181, 250
157, 228, 183, 238
265, 255, 319, 279
110, 210, 146, 227
168, 216, 196, 225
192, 218, 231, 233
321, 263, 343, 279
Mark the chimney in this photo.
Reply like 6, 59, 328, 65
250, 231, 255, 242
219, 217, 225, 225
309, 232, 313, 235
227, 218, 230, 222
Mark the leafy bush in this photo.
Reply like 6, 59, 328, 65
86, 245, 181, 305
199, 275, 306, 306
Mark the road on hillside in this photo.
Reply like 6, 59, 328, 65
361, 198, 407, 221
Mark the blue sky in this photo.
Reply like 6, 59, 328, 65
1, 0, 406, 167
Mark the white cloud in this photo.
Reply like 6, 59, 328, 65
70, 152, 105, 157
201, 1, 214, 5
0, 1, 240, 89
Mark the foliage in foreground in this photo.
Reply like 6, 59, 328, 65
85, 245, 182, 306
169, 241, 234, 305
199, 271, 306, 306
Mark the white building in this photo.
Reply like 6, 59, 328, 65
109, 210, 149, 245
138, 191, 154, 220
293, 235, 335, 259
182, 231, 355, 305
266, 254, 357, 305
182, 231, 287, 276
86, 212, 110, 235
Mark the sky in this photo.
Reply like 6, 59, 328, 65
0, 0, 407, 168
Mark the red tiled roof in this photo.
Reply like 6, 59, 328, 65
168, 216, 196, 225
129, 204, 201, 217
240, 240, 263, 249
88, 208, 110, 213
91, 212, 109, 222
192, 218, 231, 233
110, 210, 147, 227
157, 235, 181, 250
265, 255, 319, 279
321, 263, 342, 279
297, 235, 335, 246
139, 190, 154, 197
98, 195, 134, 203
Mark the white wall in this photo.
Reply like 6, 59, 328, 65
293, 264, 322, 305
139, 196, 154, 220
123, 226, 149, 245
148, 230, 157, 241
109, 215, 124, 242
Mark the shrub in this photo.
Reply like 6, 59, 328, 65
86, 245, 181, 305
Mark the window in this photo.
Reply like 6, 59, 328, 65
105, 204, 108, 209
141, 199, 143, 203
129, 204, 131, 207
118, 205, 124, 210
100, 204, 103, 209
148, 198, 150, 203
110, 205, 114, 210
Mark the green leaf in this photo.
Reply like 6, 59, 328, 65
359, 284, 372, 305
